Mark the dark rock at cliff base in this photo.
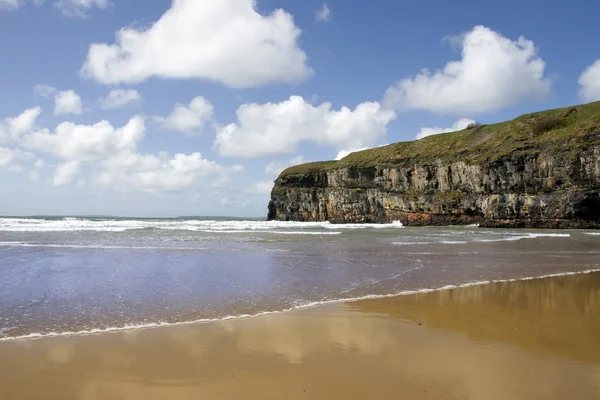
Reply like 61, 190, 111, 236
268, 101, 600, 228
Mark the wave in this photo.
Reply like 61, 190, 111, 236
475, 233, 571, 243
390, 232, 571, 246
0, 217, 403, 233
0, 242, 209, 251
3, 268, 599, 343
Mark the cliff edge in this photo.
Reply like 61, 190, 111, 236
268, 102, 600, 228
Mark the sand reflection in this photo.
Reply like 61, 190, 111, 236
0, 273, 598, 400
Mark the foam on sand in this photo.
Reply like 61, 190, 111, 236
2, 268, 599, 343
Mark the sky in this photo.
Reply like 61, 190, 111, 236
0, 0, 599, 217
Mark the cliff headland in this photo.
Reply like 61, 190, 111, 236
268, 102, 600, 228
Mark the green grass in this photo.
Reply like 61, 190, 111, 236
280, 101, 600, 177
278, 160, 338, 176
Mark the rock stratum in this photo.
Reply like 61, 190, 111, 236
268, 102, 600, 228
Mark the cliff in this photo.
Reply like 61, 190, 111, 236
268, 101, 600, 228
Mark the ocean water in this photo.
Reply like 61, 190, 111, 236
1, 216, 599, 341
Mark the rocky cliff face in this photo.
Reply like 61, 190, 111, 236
268, 103, 600, 228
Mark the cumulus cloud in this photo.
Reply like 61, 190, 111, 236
243, 180, 274, 196
245, 156, 307, 198
220, 196, 251, 209
54, 0, 107, 18
99, 89, 141, 109
0, 0, 20, 9
214, 96, 396, 158
21, 117, 145, 162
0, 0, 43, 10
0, 107, 42, 142
0, 147, 35, 171
28, 158, 45, 181
578, 60, 600, 102
54, 90, 82, 115
34, 84, 57, 98
81, 0, 312, 88
34, 86, 83, 115
335, 147, 368, 160
52, 161, 79, 185
316, 3, 331, 22
2, 103, 239, 193
264, 156, 307, 177
95, 151, 231, 193
416, 118, 476, 140
384, 25, 551, 115
156, 96, 214, 135
1, 0, 102, 15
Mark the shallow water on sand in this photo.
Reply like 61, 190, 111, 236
1, 216, 599, 340
1, 273, 599, 400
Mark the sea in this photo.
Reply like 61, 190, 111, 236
1, 216, 599, 341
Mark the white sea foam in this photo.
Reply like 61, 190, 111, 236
0, 218, 403, 233
0, 242, 210, 251
390, 233, 570, 246
2, 268, 599, 343
391, 241, 434, 245
475, 233, 571, 243
585, 232, 600, 236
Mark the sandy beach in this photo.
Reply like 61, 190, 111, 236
1, 272, 599, 400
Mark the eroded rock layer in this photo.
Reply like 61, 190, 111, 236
268, 102, 600, 228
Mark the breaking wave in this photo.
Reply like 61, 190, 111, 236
0, 217, 404, 233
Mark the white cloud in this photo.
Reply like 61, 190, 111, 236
416, 118, 476, 140
95, 151, 230, 193
34, 84, 57, 98
578, 60, 600, 103
243, 180, 274, 196
316, 3, 330, 22
1, 107, 42, 142
54, 0, 107, 18
264, 156, 306, 177
54, 90, 82, 115
28, 158, 45, 181
335, 143, 392, 160
15, 110, 237, 193
21, 116, 144, 162
52, 161, 79, 185
0, 0, 103, 14
99, 89, 141, 109
246, 156, 308, 197
214, 96, 396, 158
0, 0, 43, 10
335, 147, 368, 160
34, 85, 83, 115
0, 0, 21, 9
156, 96, 214, 135
220, 196, 251, 209
0, 147, 35, 170
383, 25, 551, 115
80, 0, 312, 88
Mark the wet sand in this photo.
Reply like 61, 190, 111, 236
1, 272, 600, 400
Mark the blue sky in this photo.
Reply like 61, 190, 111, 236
0, 0, 599, 217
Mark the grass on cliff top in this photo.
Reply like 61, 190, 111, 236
281, 101, 600, 176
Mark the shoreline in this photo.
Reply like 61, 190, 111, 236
3, 268, 600, 343
2, 270, 599, 400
